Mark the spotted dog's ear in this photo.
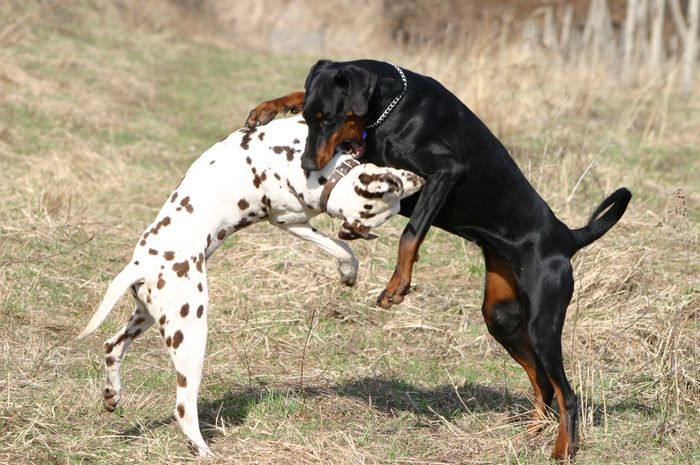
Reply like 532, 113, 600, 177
335, 66, 377, 117
339, 220, 378, 241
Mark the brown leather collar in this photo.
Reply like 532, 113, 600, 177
319, 158, 362, 213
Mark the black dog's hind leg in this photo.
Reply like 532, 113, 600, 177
481, 252, 555, 434
522, 256, 577, 460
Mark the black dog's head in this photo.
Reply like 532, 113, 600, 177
301, 60, 377, 171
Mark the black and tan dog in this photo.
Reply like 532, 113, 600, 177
246, 59, 631, 460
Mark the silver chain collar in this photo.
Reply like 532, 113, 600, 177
365, 62, 407, 130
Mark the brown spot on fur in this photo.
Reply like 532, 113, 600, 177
360, 211, 377, 219
179, 196, 194, 213
148, 217, 172, 236
172, 260, 190, 278
274, 173, 281, 180
206, 234, 212, 249
217, 229, 226, 241
246, 156, 252, 165
159, 314, 166, 325
196, 253, 204, 273
238, 199, 249, 210
197, 305, 204, 318
133, 260, 140, 266
177, 403, 185, 418
180, 303, 190, 317
209, 160, 215, 165
355, 185, 385, 199
197, 282, 203, 292
166, 336, 172, 347
157, 274, 166, 290
293, 138, 300, 144
163, 251, 175, 260
105, 356, 115, 367
177, 371, 188, 388
172, 330, 184, 349
258, 132, 265, 141
253, 173, 262, 188
149, 248, 158, 255
235, 217, 252, 231
114, 333, 128, 347
170, 192, 178, 203
140, 239, 146, 246
261, 195, 271, 209
286, 179, 297, 195
272, 145, 296, 161
241, 127, 256, 150
104, 342, 114, 354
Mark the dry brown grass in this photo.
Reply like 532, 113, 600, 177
1, 1, 698, 464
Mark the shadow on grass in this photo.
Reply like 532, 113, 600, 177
118, 376, 658, 444
191, 377, 535, 442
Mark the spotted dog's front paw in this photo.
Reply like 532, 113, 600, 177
338, 258, 359, 286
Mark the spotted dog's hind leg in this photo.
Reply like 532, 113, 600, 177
155, 267, 213, 457
102, 285, 155, 412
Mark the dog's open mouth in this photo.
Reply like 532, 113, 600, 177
340, 138, 365, 159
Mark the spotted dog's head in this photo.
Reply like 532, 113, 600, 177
300, 60, 376, 171
325, 164, 424, 240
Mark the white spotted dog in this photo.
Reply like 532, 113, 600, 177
77, 115, 424, 457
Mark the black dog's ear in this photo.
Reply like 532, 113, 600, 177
305, 59, 334, 90
335, 66, 377, 117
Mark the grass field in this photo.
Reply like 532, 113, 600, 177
1, 1, 698, 464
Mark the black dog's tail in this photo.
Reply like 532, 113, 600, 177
569, 188, 632, 254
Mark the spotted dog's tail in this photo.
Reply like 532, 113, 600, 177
77, 264, 143, 340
